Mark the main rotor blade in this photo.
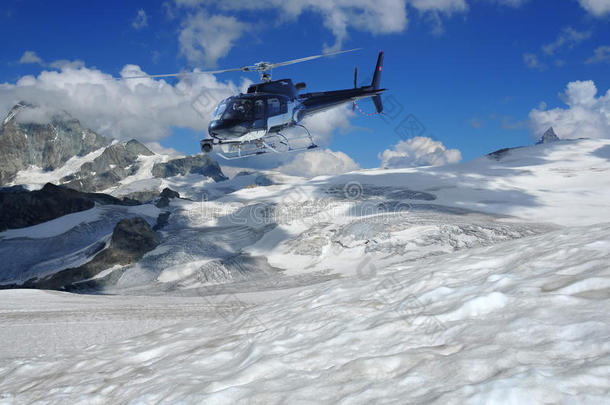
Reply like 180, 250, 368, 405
270, 48, 362, 69
121, 66, 250, 80
119, 48, 361, 79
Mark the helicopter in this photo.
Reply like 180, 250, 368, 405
126, 49, 386, 159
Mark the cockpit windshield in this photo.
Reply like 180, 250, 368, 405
212, 102, 228, 120
222, 98, 253, 120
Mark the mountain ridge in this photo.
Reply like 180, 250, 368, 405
1, 103, 226, 194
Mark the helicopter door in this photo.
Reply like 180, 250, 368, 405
251, 99, 266, 131
267, 97, 289, 130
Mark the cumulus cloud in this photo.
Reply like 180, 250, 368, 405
175, 1, 408, 52
18, 51, 43, 65
529, 80, 610, 139
277, 149, 359, 177
0, 63, 248, 142
179, 11, 249, 66
173, 0, 532, 52
577, 0, 610, 16
132, 9, 149, 29
16, 51, 86, 70
378, 136, 462, 168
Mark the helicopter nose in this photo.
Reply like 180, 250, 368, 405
208, 120, 229, 137
208, 120, 221, 133
208, 119, 246, 139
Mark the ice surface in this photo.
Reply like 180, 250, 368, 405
0, 223, 609, 403
0, 205, 160, 283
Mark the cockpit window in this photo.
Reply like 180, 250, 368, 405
222, 99, 253, 120
212, 102, 227, 120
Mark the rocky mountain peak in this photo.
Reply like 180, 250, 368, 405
2, 101, 31, 126
536, 127, 560, 145
0, 103, 111, 184
1, 103, 227, 195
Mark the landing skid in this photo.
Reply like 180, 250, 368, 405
208, 125, 318, 160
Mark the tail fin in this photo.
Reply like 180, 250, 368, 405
371, 51, 383, 90
372, 95, 383, 113
371, 51, 384, 113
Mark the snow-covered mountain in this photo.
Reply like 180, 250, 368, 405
0, 103, 226, 196
0, 102, 110, 184
1, 135, 609, 403
0, 103, 231, 288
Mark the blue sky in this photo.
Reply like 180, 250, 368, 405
1, 0, 609, 170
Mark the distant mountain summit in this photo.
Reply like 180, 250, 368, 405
0, 102, 110, 184
536, 127, 560, 145
0, 102, 226, 194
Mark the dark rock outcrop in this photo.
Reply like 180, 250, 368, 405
536, 127, 560, 144
153, 212, 171, 231
0, 102, 110, 184
152, 154, 227, 182
254, 174, 273, 186
155, 187, 181, 208
235, 171, 254, 177
160, 187, 180, 199
30, 217, 160, 290
156, 196, 170, 208
0, 183, 138, 232
487, 147, 514, 160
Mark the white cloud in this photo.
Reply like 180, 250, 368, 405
277, 149, 359, 177
18, 51, 43, 65
524, 26, 591, 70
484, 0, 529, 6
179, 11, 249, 66
577, 0, 610, 16
542, 27, 591, 56
378, 136, 462, 168
470, 117, 482, 129
145, 142, 185, 158
523, 53, 544, 70
14, 105, 70, 125
132, 9, 149, 29
529, 80, 610, 139
409, 0, 468, 14
173, 0, 532, 52
176, 0, 409, 52
586, 45, 610, 64
0, 63, 247, 143
48, 59, 85, 70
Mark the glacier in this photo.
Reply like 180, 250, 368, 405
0, 138, 610, 403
